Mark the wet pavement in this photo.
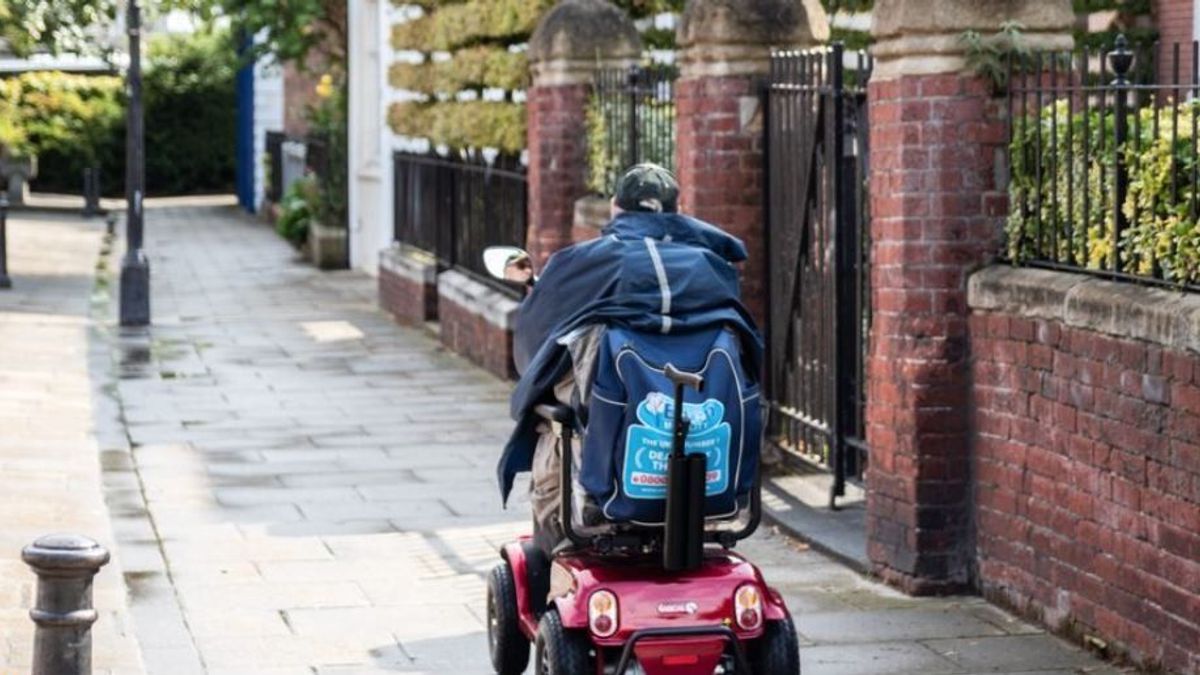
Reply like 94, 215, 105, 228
1, 199, 1127, 674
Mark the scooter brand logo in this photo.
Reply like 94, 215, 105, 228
656, 601, 699, 616
622, 392, 731, 500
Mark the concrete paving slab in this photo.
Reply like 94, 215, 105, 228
797, 608, 1007, 643
925, 634, 1110, 672
800, 640, 959, 675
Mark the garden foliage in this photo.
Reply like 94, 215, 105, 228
275, 175, 318, 248
0, 29, 236, 196
1009, 97, 1200, 285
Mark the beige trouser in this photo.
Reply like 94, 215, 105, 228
530, 425, 565, 554
528, 325, 604, 555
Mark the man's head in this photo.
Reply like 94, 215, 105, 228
611, 163, 679, 217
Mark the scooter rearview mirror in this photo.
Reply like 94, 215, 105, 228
482, 246, 536, 286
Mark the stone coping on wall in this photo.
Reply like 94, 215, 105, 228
379, 243, 437, 285
437, 269, 520, 330
968, 265, 1200, 355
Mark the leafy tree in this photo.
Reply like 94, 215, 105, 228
0, 0, 116, 57
182, 0, 346, 72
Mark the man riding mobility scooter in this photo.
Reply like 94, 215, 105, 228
480, 165, 800, 674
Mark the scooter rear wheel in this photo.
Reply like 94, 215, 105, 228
535, 609, 590, 675
753, 616, 800, 674
487, 563, 530, 675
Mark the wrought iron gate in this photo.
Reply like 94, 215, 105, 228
765, 44, 872, 507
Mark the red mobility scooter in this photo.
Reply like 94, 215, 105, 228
487, 364, 799, 675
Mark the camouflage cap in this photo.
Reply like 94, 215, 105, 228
614, 163, 679, 214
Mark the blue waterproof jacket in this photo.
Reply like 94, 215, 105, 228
497, 210, 763, 505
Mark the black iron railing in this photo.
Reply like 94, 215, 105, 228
589, 64, 678, 195
1008, 36, 1200, 291
265, 131, 286, 202
765, 44, 873, 504
392, 150, 527, 295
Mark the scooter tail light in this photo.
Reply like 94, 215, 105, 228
734, 584, 763, 630
588, 590, 619, 637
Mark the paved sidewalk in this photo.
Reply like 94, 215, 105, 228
5, 199, 1125, 674
0, 212, 143, 673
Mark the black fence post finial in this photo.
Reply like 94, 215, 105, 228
1109, 34, 1134, 272
22, 534, 111, 675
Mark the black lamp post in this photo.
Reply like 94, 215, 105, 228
119, 0, 149, 326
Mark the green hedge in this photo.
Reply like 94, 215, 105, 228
141, 30, 237, 196
1009, 99, 1200, 284
0, 30, 235, 197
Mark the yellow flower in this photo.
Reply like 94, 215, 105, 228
315, 74, 333, 99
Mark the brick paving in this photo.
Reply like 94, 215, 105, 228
2, 199, 1126, 674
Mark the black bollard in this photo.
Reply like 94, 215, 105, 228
82, 168, 102, 217
22, 534, 111, 675
82, 169, 94, 217
0, 191, 11, 289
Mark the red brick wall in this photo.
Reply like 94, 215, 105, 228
283, 57, 325, 138
1155, 0, 1195, 86
526, 83, 590, 266
439, 295, 515, 380
971, 313, 1200, 673
865, 73, 1009, 592
675, 75, 766, 325
379, 265, 436, 325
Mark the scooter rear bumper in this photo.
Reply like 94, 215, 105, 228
614, 625, 750, 675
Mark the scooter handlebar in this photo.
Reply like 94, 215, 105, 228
663, 363, 704, 392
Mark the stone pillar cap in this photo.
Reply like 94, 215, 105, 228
678, 0, 830, 78
529, 0, 641, 86
22, 534, 111, 574
872, 0, 1074, 80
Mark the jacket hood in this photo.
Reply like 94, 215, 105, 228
602, 212, 748, 263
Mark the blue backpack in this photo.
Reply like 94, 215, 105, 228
579, 326, 761, 525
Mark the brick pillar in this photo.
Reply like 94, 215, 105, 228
675, 0, 827, 324
865, 0, 1074, 593
526, 0, 640, 266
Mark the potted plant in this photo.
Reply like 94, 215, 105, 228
275, 175, 317, 254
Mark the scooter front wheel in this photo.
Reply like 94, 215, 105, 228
535, 609, 590, 675
487, 562, 530, 675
